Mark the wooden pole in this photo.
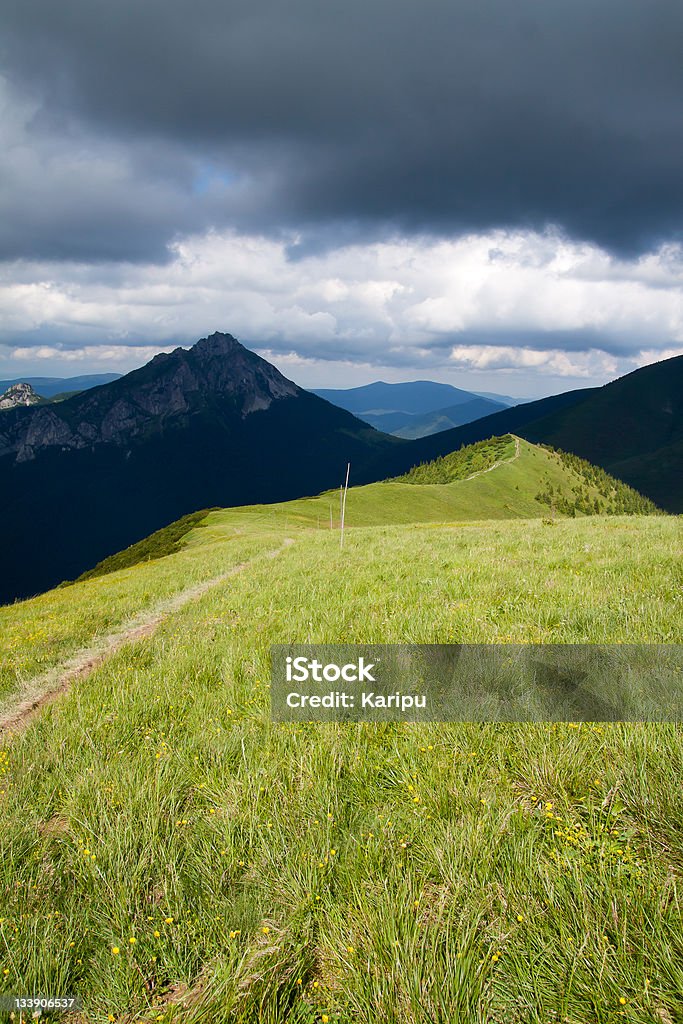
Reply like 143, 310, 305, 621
340, 462, 350, 549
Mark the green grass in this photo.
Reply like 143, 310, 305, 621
0, 435, 661, 711
395, 435, 516, 483
0, 439, 681, 1022
208, 437, 659, 534
0, 526, 280, 708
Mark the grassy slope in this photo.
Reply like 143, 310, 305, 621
0, 518, 682, 1023
0, 528, 280, 708
208, 437, 656, 534
0, 438, 659, 707
391, 355, 683, 514
1, 441, 682, 1022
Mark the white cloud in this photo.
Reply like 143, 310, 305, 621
448, 345, 619, 379
1, 227, 682, 391
9, 344, 176, 364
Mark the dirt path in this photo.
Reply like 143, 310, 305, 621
0, 538, 294, 737
462, 434, 521, 482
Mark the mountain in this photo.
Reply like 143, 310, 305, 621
382, 397, 509, 438
517, 354, 683, 513
0, 332, 401, 603
0, 373, 122, 398
0, 382, 42, 410
2, 335, 680, 605
472, 390, 524, 405
403, 354, 683, 512
0, 333, 300, 462
311, 380, 510, 436
312, 380, 472, 415
312, 380, 513, 415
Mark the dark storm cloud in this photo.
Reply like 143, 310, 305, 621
1, 0, 683, 262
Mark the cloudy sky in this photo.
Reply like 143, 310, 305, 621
1, 0, 682, 396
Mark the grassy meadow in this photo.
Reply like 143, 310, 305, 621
0, 437, 682, 1023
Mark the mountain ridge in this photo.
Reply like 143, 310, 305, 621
1, 333, 680, 605
385, 396, 510, 437
409, 353, 683, 511
312, 379, 515, 417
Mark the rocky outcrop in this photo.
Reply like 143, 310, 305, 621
0, 332, 302, 463
0, 382, 42, 410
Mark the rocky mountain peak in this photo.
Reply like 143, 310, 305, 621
182, 331, 300, 408
192, 331, 244, 359
0, 332, 303, 462
0, 382, 41, 410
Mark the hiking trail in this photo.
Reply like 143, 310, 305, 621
0, 538, 294, 736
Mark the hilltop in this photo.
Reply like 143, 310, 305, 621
0, 381, 42, 410
407, 353, 683, 512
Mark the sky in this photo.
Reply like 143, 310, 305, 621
1, 0, 682, 398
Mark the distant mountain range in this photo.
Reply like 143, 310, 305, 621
312, 380, 515, 437
0, 332, 680, 604
0, 373, 122, 398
